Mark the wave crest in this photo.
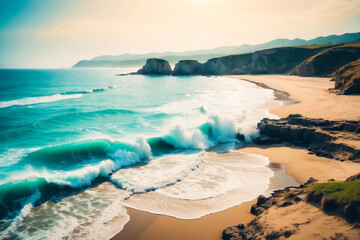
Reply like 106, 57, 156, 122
0, 94, 83, 109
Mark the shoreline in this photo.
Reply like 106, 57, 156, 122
229, 75, 360, 121
113, 74, 360, 240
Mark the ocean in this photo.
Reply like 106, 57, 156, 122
0, 68, 284, 239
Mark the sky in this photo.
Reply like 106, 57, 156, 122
0, 0, 359, 68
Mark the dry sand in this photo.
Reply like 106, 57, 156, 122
248, 190, 360, 240
113, 75, 360, 240
230, 75, 360, 121
240, 144, 360, 184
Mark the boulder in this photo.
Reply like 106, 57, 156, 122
236, 133, 246, 142
250, 204, 263, 216
257, 195, 267, 206
137, 58, 172, 75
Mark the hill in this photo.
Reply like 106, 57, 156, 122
331, 59, 360, 95
290, 43, 360, 77
72, 32, 360, 68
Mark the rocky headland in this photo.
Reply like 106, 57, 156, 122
252, 114, 360, 161
136, 58, 172, 75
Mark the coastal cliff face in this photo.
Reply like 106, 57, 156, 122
137, 58, 172, 75
331, 59, 360, 95
135, 47, 324, 76
172, 60, 204, 75
290, 45, 360, 77
202, 47, 322, 75
133, 44, 360, 96
254, 114, 360, 161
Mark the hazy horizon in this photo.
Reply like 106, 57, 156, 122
0, 0, 359, 68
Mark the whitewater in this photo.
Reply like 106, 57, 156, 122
0, 68, 283, 239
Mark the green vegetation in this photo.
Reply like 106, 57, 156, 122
311, 180, 360, 202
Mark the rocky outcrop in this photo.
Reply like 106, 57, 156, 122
253, 114, 360, 161
290, 45, 360, 77
202, 47, 323, 75
136, 58, 172, 75
222, 178, 316, 240
331, 59, 360, 95
172, 60, 204, 75
222, 176, 360, 240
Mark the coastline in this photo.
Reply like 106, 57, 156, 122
229, 75, 360, 121
112, 74, 360, 240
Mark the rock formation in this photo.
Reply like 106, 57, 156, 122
253, 114, 360, 161
222, 176, 360, 240
172, 60, 204, 75
290, 45, 360, 77
201, 47, 324, 75
133, 44, 360, 80
136, 58, 172, 75
331, 59, 360, 95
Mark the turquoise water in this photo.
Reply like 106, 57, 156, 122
0, 68, 280, 239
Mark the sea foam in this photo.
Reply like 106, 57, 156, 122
0, 94, 83, 109
1, 183, 130, 240
0, 72, 283, 238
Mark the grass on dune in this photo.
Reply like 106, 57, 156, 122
311, 180, 360, 202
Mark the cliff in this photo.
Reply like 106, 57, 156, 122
331, 59, 360, 95
290, 44, 360, 77
202, 47, 324, 75
136, 58, 172, 75
172, 60, 204, 75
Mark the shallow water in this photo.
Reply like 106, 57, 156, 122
0, 68, 282, 239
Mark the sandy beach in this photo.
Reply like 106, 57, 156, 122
113, 75, 360, 240
231, 75, 360, 121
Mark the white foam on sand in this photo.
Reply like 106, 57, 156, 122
111, 153, 203, 193
2, 183, 131, 240
125, 151, 274, 219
